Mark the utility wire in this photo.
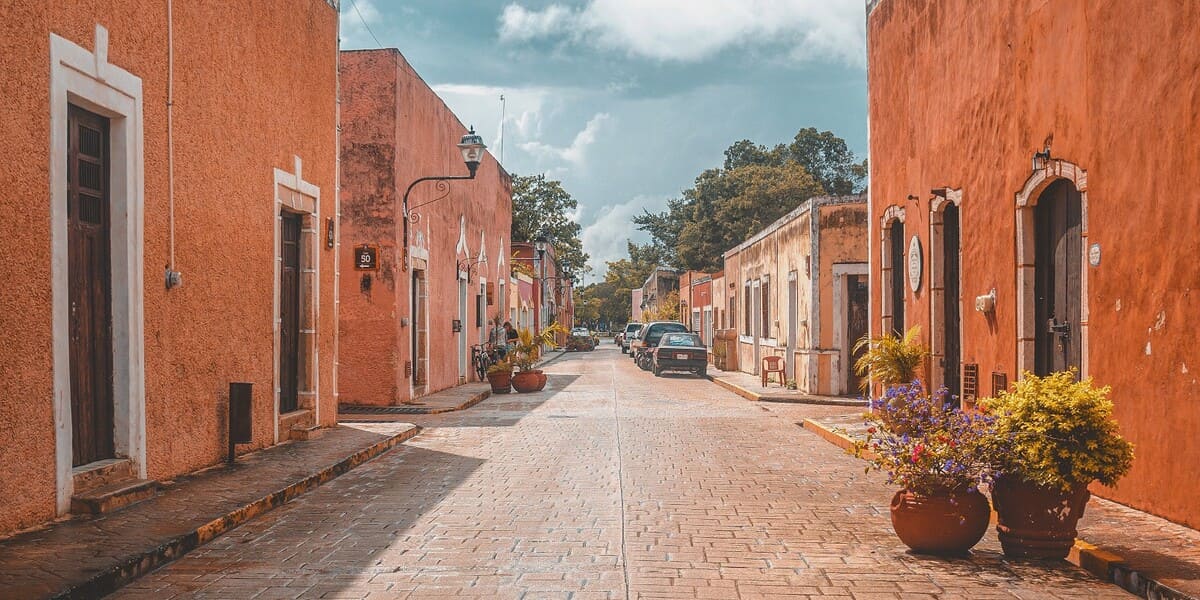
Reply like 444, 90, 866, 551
349, 0, 384, 48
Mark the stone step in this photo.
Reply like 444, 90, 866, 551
72, 458, 134, 494
71, 478, 158, 515
289, 425, 325, 441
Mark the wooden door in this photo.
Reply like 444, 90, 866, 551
68, 105, 115, 466
279, 213, 302, 413
942, 204, 962, 398
787, 276, 798, 376
846, 274, 869, 394
1034, 180, 1083, 376
889, 220, 906, 334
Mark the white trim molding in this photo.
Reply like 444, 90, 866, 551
832, 263, 870, 396
50, 25, 147, 514
928, 188, 963, 392
273, 156, 321, 442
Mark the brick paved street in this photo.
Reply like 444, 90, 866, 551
113, 346, 1129, 599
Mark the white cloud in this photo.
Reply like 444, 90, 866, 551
520, 113, 611, 167
340, 0, 383, 49
496, 0, 866, 67
580, 195, 667, 275
498, 4, 576, 42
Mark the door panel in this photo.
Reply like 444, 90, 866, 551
1034, 181, 1082, 376
279, 213, 302, 413
68, 105, 115, 467
942, 205, 962, 398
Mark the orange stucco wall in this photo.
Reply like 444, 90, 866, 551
338, 49, 513, 405
0, 2, 339, 534
868, 0, 1200, 527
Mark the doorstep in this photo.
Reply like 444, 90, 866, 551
338, 383, 491, 420
0, 422, 420, 600
800, 415, 1200, 600
707, 369, 867, 407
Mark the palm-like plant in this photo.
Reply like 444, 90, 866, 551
853, 326, 930, 392
512, 322, 567, 371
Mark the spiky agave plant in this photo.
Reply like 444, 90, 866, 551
512, 322, 567, 371
853, 326, 930, 393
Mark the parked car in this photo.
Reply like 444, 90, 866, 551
650, 332, 708, 377
633, 321, 689, 370
620, 322, 643, 354
567, 327, 596, 351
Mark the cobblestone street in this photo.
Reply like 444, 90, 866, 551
114, 346, 1128, 599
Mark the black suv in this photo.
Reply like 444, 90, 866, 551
632, 321, 689, 370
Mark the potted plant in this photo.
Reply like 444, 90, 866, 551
712, 342, 728, 371
853, 326, 930, 393
983, 371, 1134, 559
852, 381, 1003, 555
510, 323, 565, 393
486, 359, 513, 394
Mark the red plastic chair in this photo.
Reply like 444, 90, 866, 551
761, 355, 786, 387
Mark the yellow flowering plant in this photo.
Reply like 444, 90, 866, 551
983, 370, 1134, 491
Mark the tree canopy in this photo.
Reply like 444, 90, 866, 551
632, 128, 865, 272
510, 174, 590, 277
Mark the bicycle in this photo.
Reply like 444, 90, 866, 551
471, 342, 503, 381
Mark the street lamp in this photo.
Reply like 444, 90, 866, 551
401, 127, 487, 271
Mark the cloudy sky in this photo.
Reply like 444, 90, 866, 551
340, 0, 868, 279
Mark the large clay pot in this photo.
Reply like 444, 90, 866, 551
890, 487, 991, 555
511, 370, 547, 393
992, 476, 1091, 559
486, 371, 512, 394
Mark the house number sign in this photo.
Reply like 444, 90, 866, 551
907, 235, 923, 292
354, 244, 379, 271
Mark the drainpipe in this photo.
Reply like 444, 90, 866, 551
164, 0, 181, 289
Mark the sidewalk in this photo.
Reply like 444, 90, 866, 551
708, 367, 868, 407
0, 422, 419, 599
802, 413, 1200, 600
337, 351, 566, 421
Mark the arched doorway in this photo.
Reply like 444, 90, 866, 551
1033, 180, 1083, 376
1015, 159, 1089, 379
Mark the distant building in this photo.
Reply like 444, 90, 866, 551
867, 0, 1200, 528
639, 267, 682, 319
338, 49, 512, 404
630, 288, 643, 323
723, 195, 868, 394
512, 241, 574, 344
678, 271, 715, 345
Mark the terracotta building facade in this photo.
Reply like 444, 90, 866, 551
723, 195, 868, 395
867, 0, 1200, 527
512, 242, 575, 343
338, 49, 513, 406
0, 2, 339, 535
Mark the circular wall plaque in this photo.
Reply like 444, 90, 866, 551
907, 235, 923, 292
1089, 243, 1102, 267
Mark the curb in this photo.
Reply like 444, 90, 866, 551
708, 374, 868, 407
798, 418, 1195, 600
53, 425, 422, 600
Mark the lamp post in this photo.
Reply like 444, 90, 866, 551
400, 127, 487, 271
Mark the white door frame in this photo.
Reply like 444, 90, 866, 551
832, 263, 870, 396
50, 26, 146, 514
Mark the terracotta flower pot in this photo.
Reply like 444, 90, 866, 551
486, 371, 512, 394
890, 487, 991, 555
992, 476, 1091, 559
511, 370, 546, 393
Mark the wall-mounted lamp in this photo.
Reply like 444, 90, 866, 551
975, 288, 997, 314
1032, 146, 1052, 171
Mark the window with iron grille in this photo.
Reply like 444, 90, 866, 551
962, 363, 979, 403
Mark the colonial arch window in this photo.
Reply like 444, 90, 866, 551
929, 189, 963, 397
879, 205, 906, 335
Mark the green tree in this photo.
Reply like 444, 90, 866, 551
631, 128, 864, 272
510, 174, 591, 277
